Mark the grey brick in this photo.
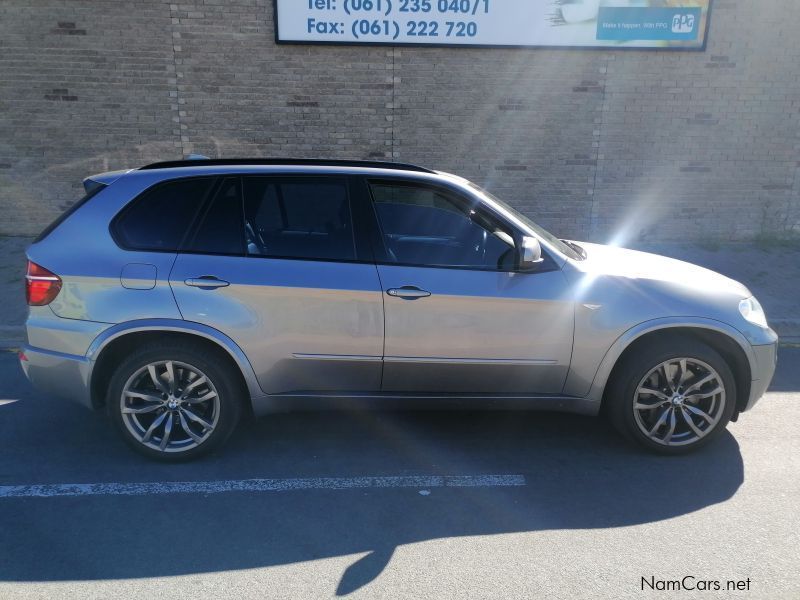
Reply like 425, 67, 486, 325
0, 0, 797, 240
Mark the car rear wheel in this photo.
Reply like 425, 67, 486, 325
606, 337, 736, 454
108, 342, 242, 461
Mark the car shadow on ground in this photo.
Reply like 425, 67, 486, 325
0, 393, 744, 594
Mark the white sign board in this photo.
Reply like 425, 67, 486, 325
275, 1, 711, 50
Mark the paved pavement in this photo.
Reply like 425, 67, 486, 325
0, 347, 798, 599
3, 236, 799, 347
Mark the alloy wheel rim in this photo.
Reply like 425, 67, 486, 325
632, 357, 725, 447
120, 360, 220, 453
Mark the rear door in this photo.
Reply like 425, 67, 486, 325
169, 175, 384, 394
364, 179, 574, 395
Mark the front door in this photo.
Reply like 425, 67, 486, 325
366, 180, 574, 394
170, 175, 384, 394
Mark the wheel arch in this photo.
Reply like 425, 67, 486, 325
87, 319, 263, 411
591, 318, 754, 417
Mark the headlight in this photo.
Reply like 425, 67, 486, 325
739, 297, 768, 328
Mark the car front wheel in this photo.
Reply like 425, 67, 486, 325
108, 342, 242, 461
607, 337, 736, 454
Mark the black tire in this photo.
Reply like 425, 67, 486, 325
605, 336, 736, 455
107, 341, 242, 462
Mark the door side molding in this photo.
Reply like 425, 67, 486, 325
384, 356, 557, 365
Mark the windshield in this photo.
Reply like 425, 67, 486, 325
467, 182, 584, 261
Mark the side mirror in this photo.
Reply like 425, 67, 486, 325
518, 236, 544, 271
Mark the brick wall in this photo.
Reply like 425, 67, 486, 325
1, 0, 798, 242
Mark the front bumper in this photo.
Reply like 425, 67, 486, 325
742, 340, 778, 412
19, 345, 93, 410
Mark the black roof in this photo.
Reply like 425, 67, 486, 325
139, 158, 435, 174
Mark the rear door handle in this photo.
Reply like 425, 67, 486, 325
185, 276, 230, 290
386, 286, 431, 300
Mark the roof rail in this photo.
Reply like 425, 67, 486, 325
139, 158, 435, 174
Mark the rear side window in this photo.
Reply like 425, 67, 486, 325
243, 177, 355, 261
113, 178, 213, 251
185, 178, 245, 255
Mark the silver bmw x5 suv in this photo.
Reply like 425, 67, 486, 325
20, 158, 778, 461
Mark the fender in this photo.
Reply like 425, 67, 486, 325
85, 318, 265, 400
583, 316, 757, 406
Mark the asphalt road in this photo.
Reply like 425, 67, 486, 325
0, 347, 798, 599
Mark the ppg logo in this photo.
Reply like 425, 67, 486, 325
672, 14, 696, 33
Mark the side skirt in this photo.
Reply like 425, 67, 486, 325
250, 392, 600, 417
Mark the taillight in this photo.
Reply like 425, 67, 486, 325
26, 260, 62, 306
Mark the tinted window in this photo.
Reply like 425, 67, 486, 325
369, 182, 516, 270
186, 178, 244, 255
114, 178, 213, 251
243, 177, 355, 261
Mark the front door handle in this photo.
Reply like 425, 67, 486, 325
185, 276, 230, 290
386, 286, 431, 300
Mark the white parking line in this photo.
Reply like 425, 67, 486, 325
0, 474, 526, 499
